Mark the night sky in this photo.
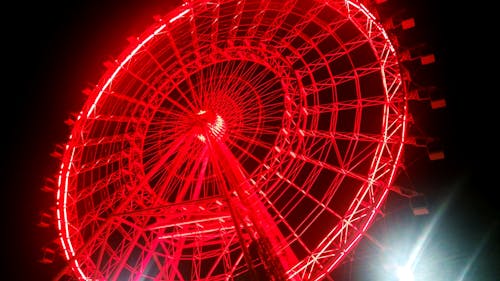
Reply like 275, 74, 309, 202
3, 1, 498, 280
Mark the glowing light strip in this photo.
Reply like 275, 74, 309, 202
66, 148, 86, 277
56, 163, 68, 260
169, 8, 190, 23
86, 23, 166, 118
349, 1, 396, 54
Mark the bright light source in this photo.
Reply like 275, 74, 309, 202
396, 265, 414, 281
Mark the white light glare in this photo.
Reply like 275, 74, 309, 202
396, 265, 414, 281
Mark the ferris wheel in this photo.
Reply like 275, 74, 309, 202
52, 0, 409, 280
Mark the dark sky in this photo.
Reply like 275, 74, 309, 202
3, 1, 498, 280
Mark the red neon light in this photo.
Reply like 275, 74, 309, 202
55, 0, 409, 280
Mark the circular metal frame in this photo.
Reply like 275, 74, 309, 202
55, 1, 408, 280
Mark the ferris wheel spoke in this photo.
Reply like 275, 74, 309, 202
227, 132, 273, 152
165, 32, 202, 110
192, 150, 210, 200
173, 145, 209, 202
224, 140, 268, 172
158, 89, 198, 116
244, 75, 280, 100
236, 124, 281, 136
236, 62, 273, 89
148, 136, 201, 201
142, 134, 189, 180
259, 95, 286, 113
200, 62, 220, 102
142, 50, 201, 115
215, 73, 250, 99
204, 64, 241, 103
112, 67, 191, 114
161, 85, 199, 117
142, 126, 181, 143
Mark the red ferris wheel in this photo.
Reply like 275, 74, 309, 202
53, 0, 409, 280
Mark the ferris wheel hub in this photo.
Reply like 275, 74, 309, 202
193, 109, 226, 142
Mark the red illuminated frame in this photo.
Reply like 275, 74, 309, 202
55, 0, 407, 280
